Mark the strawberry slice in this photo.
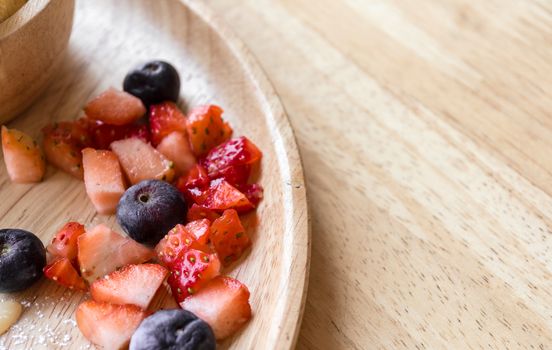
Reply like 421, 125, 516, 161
210, 209, 251, 266
77, 224, 154, 283
199, 179, 254, 214
187, 204, 220, 222
43, 257, 87, 291
76, 300, 149, 350
89, 121, 151, 150
186, 105, 232, 156
90, 264, 168, 309
238, 183, 264, 207
167, 249, 220, 303
42, 119, 92, 179
181, 276, 251, 340
200, 136, 262, 186
175, 164, 210, 203
1, 126, 46, 183
84, 87, 146, 126
148, 102, 187, 146
155, 224, 210, 268
46, 221, 85, 262
185, 219, 211, 245
156, 131, 196, 176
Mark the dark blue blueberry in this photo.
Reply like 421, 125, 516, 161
117, 179, 187, 246
129, 309, 215, 350
0, 229, 46, 293
123, 60, 180, 106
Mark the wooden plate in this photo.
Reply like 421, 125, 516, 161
0, 0, 310, 349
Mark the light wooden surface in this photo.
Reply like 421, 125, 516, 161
206, 0, 552, 349
0, 0, 74, 124
0, 0, 308, 349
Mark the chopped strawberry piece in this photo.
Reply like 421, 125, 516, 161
238, 183, 264, 207
149, 102, 187, 146
156, 131, 196, 176
111, 137, 175, 184
76, 300, 149, 350
89, 121, 151, 150
185, 219, 211, 245
181, 276, 251, 340
42, 120, 92, 179
167, 249, 220, 303
186, 105, 232, 156
155, 224, 210, 268
82, 148, 126, 215
84, 87, 146, 126
210, 209, 251, 266
199, 179, 254, 214
187, 204, 221, 222
201, 136, 262, 186
46, 221, 85, 262
90, 264, 168, 309
175, 164, 210, 203
1, 126, 46, 183
77, 224, 154, 282
43, 257, 87, 291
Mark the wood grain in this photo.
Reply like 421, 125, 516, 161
0, 0, 309, 349
206, 0, 552, 349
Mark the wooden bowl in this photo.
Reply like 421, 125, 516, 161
0, 0, 74, 124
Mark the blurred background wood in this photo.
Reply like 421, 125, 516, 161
207, 0, 552, 348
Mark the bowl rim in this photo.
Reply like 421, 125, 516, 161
0, 0, 50, 38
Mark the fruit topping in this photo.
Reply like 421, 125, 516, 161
0, 301, 22, 336
43, 257, 87, 291
77, 224, 154, 282
199, 179, 254, 214
76, 300, 149, 350
1, 126, 46, 183
90, 263, 168, 309
123, 60, 180, 107
149, 102, 187, 146
186, 105, 232, 157
89, 121, 151, 150
111, 137, 175, 185
167, 249, 220, 303
0, 229, 46, 293
210, 209, 251, 266
46, 221, 85, 262
155, 224, 210, 268
117, 180, 187, 247
181, 276, 251, 340
129, 309, 215, 350
84, 87, 146, 126
184, 219, 211, 245
238, 183, 264, 207
186, 204, 221, 223
82, 148, 126, 215
156, 131, 196, 176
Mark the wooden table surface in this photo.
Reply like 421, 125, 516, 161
206, 0, 552, 348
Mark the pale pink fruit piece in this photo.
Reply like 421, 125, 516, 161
156, 131, 196, 177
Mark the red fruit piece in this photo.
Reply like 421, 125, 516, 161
76, 300, 149, 350
181, 276, 251, 340
167, 249, 220, 303
238, 183, 264, 207
42, 120, 92, 179
111, 137, 175, 184
90, 264, 168, 309
156, 131, 196, 176
186, 105, 232, 157
46, 221, 85, 262
149, 102, 187, 146
84, 87, 146, 126
201, 136, 262, 186
185, 219, 211, 245
155, 224, 210, 268
1, 126, 46, 183
200, 179, 254, 214
89, 121, 151, 150
43, 257, 87, 291
210, 209, 251, 266
82, 148, 126, 215
77, 224, 154, 282
175, 164, 210, 203
187, 204, 220, 222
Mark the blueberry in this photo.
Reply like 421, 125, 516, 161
117, 179, 187, 246
130, 309, 215, 350
123, 60, 180, 106
0, 229, 46, 293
